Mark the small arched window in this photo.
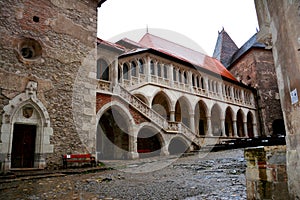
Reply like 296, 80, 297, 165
97, 59, 109, 81
150, 60, 155, 75
138, 59, 144, 74
157, 64, 162, 77
173, 68, 177, 81
183, 72, 187, 84
131, 61, 137, 77
123, 63, 129, 80
164, 65, 168, 79
178, 70, 182, 82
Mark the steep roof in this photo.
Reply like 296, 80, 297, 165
116, 38, 144, 50
97, 38, 126, 53
213, 28, 239, 68
228, 33, 266, 67
137, 33, 237, 81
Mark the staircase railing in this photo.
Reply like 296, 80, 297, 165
113, 84, 199, 144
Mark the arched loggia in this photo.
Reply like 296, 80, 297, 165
97, 107, 130, 159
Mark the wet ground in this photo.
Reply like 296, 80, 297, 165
0, 149, 247, 200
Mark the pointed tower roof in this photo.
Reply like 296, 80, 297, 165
136, 33, 237, 81
213, 28, 238, 68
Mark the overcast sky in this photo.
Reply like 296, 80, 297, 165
97, 0, 259, 56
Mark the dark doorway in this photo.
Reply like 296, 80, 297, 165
11, 124, 36, 168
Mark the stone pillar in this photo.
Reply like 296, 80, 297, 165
128, 126, 139, 159
112, 58, 118, 88
253, 123, 258, 137
189, 113, 195, 132
188, 71, 193, 92
233, 120, 238, 137
244, 146, 289, 200
146, 57, 151, 82
243, 121, 249, 138
204, 77, 209, 95
221, 118, 226, 137
170, 110, 175, 122
169, 64, 174, 87
218, 82, 223, 99
207, 116, 213, 136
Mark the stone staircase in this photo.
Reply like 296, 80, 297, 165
113, 84, 201, 146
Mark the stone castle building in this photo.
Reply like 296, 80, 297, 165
0, 0, 287, 180
213, 29, 285, 137
0, 0, 102, 171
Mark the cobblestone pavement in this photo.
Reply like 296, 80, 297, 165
0, 149, 247, 200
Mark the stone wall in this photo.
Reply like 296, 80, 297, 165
254, 0, 300, 198
229, 48, 284, 136
0, 0, 98, 170
244, 146, 289, 199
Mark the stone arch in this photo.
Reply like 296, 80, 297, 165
1, 81, 53, 172
137, 124, 165, 158
151, 91, 171, 120
211, 103, 222, 136
97, 58, 110, 81
195, 100, 208, 136
175, 96, 192, 127
96, 101, 135, 160
247, 111, 254, 138
225, 106, 234, 137
168, 136, 190, 155
133, 93, 149, 106
237, 109, 245, 137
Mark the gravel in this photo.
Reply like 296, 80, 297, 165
0, 149, 247, 200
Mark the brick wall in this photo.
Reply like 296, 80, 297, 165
96, 93, 149, 125
229, 48, 284, 136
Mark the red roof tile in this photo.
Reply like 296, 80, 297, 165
139, 33, 237, 81
97, 38, 126, 52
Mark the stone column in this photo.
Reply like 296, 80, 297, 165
112, 58, 118, 88
221, 118, 226, 137
146, 57, 151, 82
253, 123, 258, 137
207, 116, 213, 136
204, 77, 209, 95
233, 120, 238, 137
218, 82, 223, 99
169, 64, 174, 87
128, 126, 139, 159
170, 110, 175, 122
189, 113, 195, 132
243, 121, 249, 137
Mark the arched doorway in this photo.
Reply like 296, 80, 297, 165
98, 107, 129, 159
195, 100, 208, 136
137, 127, 162, 158
175, 97, 191, 128
168, 137, 189, 155
152, 92, 171, 120
11, 124, 36, 168
272, 119, 286, 136
225, 107, 234, 137
211, 104, 222, 136
237, 109, 245, 137
1, 81, 53, 172
247, 112, 254, 138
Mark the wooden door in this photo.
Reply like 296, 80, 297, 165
11, 124, 36, 168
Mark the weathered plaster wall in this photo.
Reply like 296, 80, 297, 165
255, 0, 300, 198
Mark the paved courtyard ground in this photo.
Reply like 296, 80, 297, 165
0, 149, 247, 200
